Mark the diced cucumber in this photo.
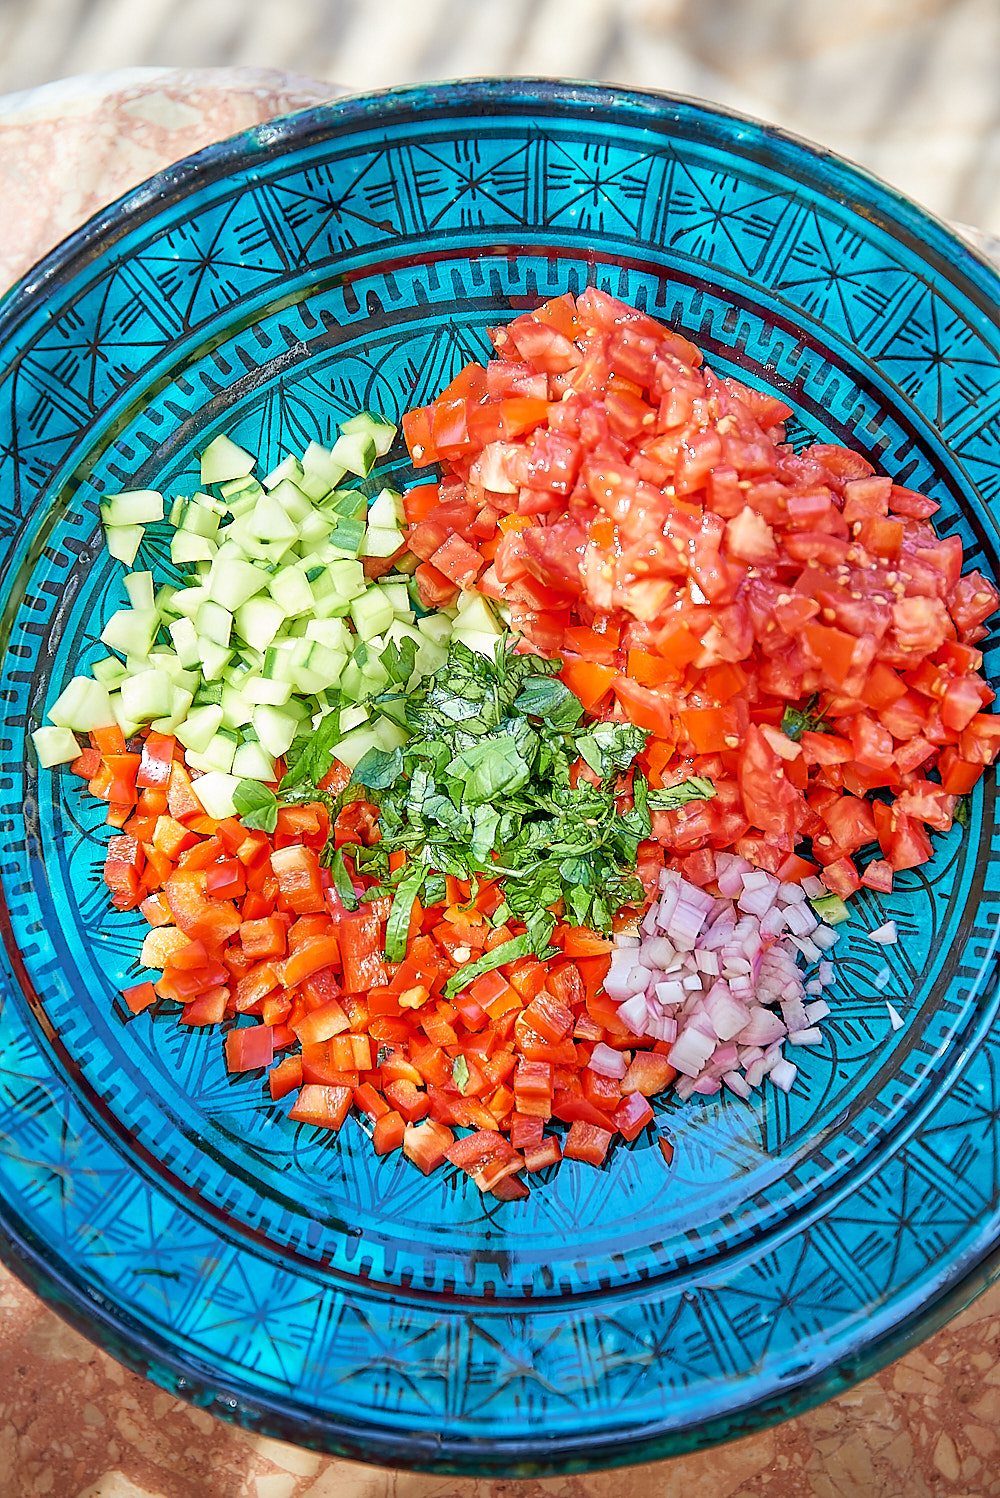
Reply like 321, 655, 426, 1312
100, 608, 160, 657
201, 433, 255, 486
231, 740, 276, 782
185, 730, 238, 775
234, 597, 286, 652
48, 676, 117, 731
268, 565, 313, 616
150, 686, 194, 733
252, 704, 300, 757
168, 495, 187, 527
350, 587, 395, 639
242, 675, 292, 706
170, 585, 208, 622
168, 616, 201, 670
32, 726, 81, 767
326, 558, 367, 599
171, 530, 216, 566
367, 487, 405, 529
179, 500, 221, 539
269, 478, 312, 524
119, 669, 175, 722
295, 510, 334, 550
289, 641, 347, 694
329, 429, 377, 477
326, 517, 366, 558
199, 639, 235, 682
330, 723, 382, 769
299, 441, 347, 501
418, 611, 454, 646
363, 525, 404, 559
324, 489, 367, 521
208, 555, 268, 611
100, 489, 164, 526
263, 455, 304, 491
91, 655, 128, 687
175, 704, 225, 753
248, 493, 300, 544
452, 629, 501, 659
371, 715, 409, 752
341, 411, 397, 457
155, 584, 179, 617
376, 581, 414, 620
123, 571, 156, 611
220, 684, 253, 729
104, 525, 144, 566
186, 770, 240, 820
195, 600, 233, 649
453, 593, 502, 637
339, 704, 370, 733
304, 617, 351, 651
109, 695, 142, 738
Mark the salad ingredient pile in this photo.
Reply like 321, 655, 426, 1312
31, 287, 1000, 1198
404, 287, 1000, 899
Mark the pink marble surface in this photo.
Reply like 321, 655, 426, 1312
2, 65, 1000, 1498
0, 66, 341, 292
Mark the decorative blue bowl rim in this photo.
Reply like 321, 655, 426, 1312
0, 77, 999, 1475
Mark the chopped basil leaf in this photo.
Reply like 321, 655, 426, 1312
452, 1054, 471, 1093
233, 778, 278, 833
384, 862, 426, 962
781, 694, 829, 742
646, 776, 716, 810
328, 848, 358, 912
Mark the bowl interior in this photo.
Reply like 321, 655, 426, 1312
1, 80, 1000, 1472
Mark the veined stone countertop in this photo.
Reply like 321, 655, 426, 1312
1, 66, 999, 1498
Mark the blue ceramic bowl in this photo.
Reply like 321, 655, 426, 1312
1, 80, 1000, 1475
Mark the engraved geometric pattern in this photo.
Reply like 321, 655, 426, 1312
0, 82, 999, 1474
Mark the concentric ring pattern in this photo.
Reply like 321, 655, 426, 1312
0, 81, 999, 1474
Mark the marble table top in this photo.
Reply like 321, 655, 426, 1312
2, 65, 1000, 1498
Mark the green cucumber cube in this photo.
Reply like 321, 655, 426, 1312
104, 525, 144, 566
31, 726, 81, 768
200, 434, 255, 486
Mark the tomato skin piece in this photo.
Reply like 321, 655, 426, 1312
860, 858, 894, 893
560, 655, 616, 712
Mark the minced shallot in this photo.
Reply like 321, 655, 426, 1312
607, 854, 842, 1100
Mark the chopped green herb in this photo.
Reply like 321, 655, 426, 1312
452, 1054, 471, 1093
328, 847, 358, 912
647, 776, 716, 811
233, 778, 278, 833
781, 694, 829, 742
384, 862, 427, 962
